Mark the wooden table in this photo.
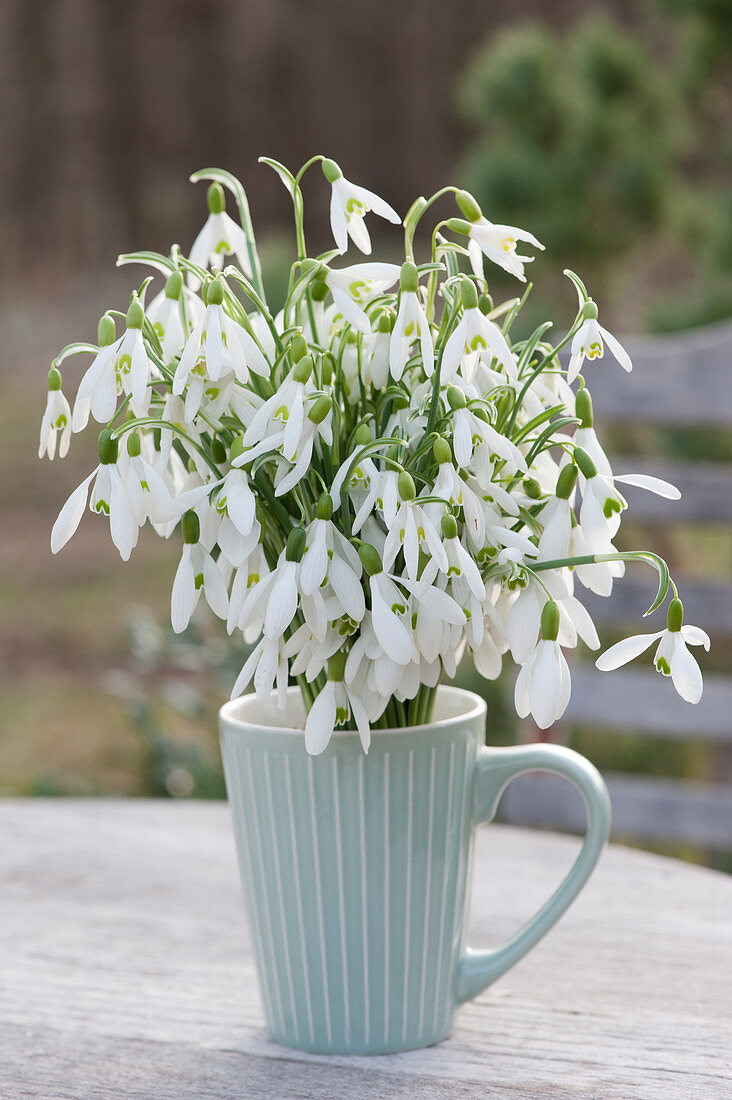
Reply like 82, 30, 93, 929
2, 800, 730, 1099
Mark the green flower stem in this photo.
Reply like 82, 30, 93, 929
190, 167, 265, 302
112, 418, 222, 477
403, 187, 460, 262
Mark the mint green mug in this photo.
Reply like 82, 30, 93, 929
220, 685, 611, 1055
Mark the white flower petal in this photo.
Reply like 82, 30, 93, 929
669, 634, 703, 704
595, 631, 662, 671
50, 469, 97, 553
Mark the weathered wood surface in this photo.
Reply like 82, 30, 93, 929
2, 800, 731, 1099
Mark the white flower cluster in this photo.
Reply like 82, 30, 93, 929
42, 157, 708, 753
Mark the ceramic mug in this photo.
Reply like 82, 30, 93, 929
220, 685, 611, 1055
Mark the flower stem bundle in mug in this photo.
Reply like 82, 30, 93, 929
42, 156, 709, 752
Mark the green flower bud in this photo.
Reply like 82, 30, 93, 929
575, 388, 593, 429
310, 279, 329, 302
400, 261, 419, 294
472, 406, 490, 424
327, 650, 346, 681
181, 509, 200, 545
98, 314, 116, 347
165, 270, 183, 301
667, 597, 684, 633
555, 464, 578, 500
206, 277, 224, 306
446, 218, 471, 236
230, 434, 246, 461
582, 299, 599, 321
293, 353, 313, 384
289, 333, 308, 362
97, 429, 117, 464
308, 395, 332, 424
447, 385, 466, 410
377, 312, 394, 334
478, 293, 494, 316
398, 471, 416, 501
358, 542, 383, 576
354, 423, 372, 447
210, 438, 227, 464
126, 432, 141, 458
433, 437, 452, 465
47, 367, 62, 392
321, 353, 334, 386
523, 477, 542, 499
540, 600, 560, 642
391, 393, 409, 411
461, 278, 478, 311
315, 493, 333, 521
97, 429, 118, 465
455, 190, 482, 223
574, 447, 598, 480
126, 297, 144, 331
321, 158, 342, 183
441, 513, 458, 540
285, 526, 306, 562
207, 182, 226, 215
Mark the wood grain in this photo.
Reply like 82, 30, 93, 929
1, 800, 730, 1099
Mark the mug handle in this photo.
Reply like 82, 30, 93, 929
456, 743, 612, 1003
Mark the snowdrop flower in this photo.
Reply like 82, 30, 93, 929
441, 280, 514, 384
146, 270, 200, 363
322, 158, 400, 255
568, 301, 632, 384
322, 262, 400, 334
170, 509, 229, 633
73, 300, 153, 431
362, 314, 392, 388
300, 495, 365, 622
189, 183, 253, 284
537, 463, 578, 561
453, 191, 544, 282
305, 652, 372, 754
359, 544, 416, 666
573, 388, 612, 477
389, 262, 434, 379
596, 598, 709, 704
430, 439, 486, 548
576, 447, 680, 542
240, 353, 315, 463
214, 468, 258, 567
121, 431, 176, 530
514, 601, 571, 729
238, 528, 306, 641
382, 473, 447, 582
231, 635, 289, 708
432, 514, 486, 600
173, 277, 269, 416
447, 385, 526, 473
50, 430, 137, 561
39, 367, 71, 460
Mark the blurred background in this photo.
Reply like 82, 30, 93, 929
1, 1, 730, 863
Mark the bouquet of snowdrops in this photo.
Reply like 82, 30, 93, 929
41, 155, 709, 754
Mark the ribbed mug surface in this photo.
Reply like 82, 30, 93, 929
220, 686, 486, 1054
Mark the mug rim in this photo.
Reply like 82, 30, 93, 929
220, 683, 487, 737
